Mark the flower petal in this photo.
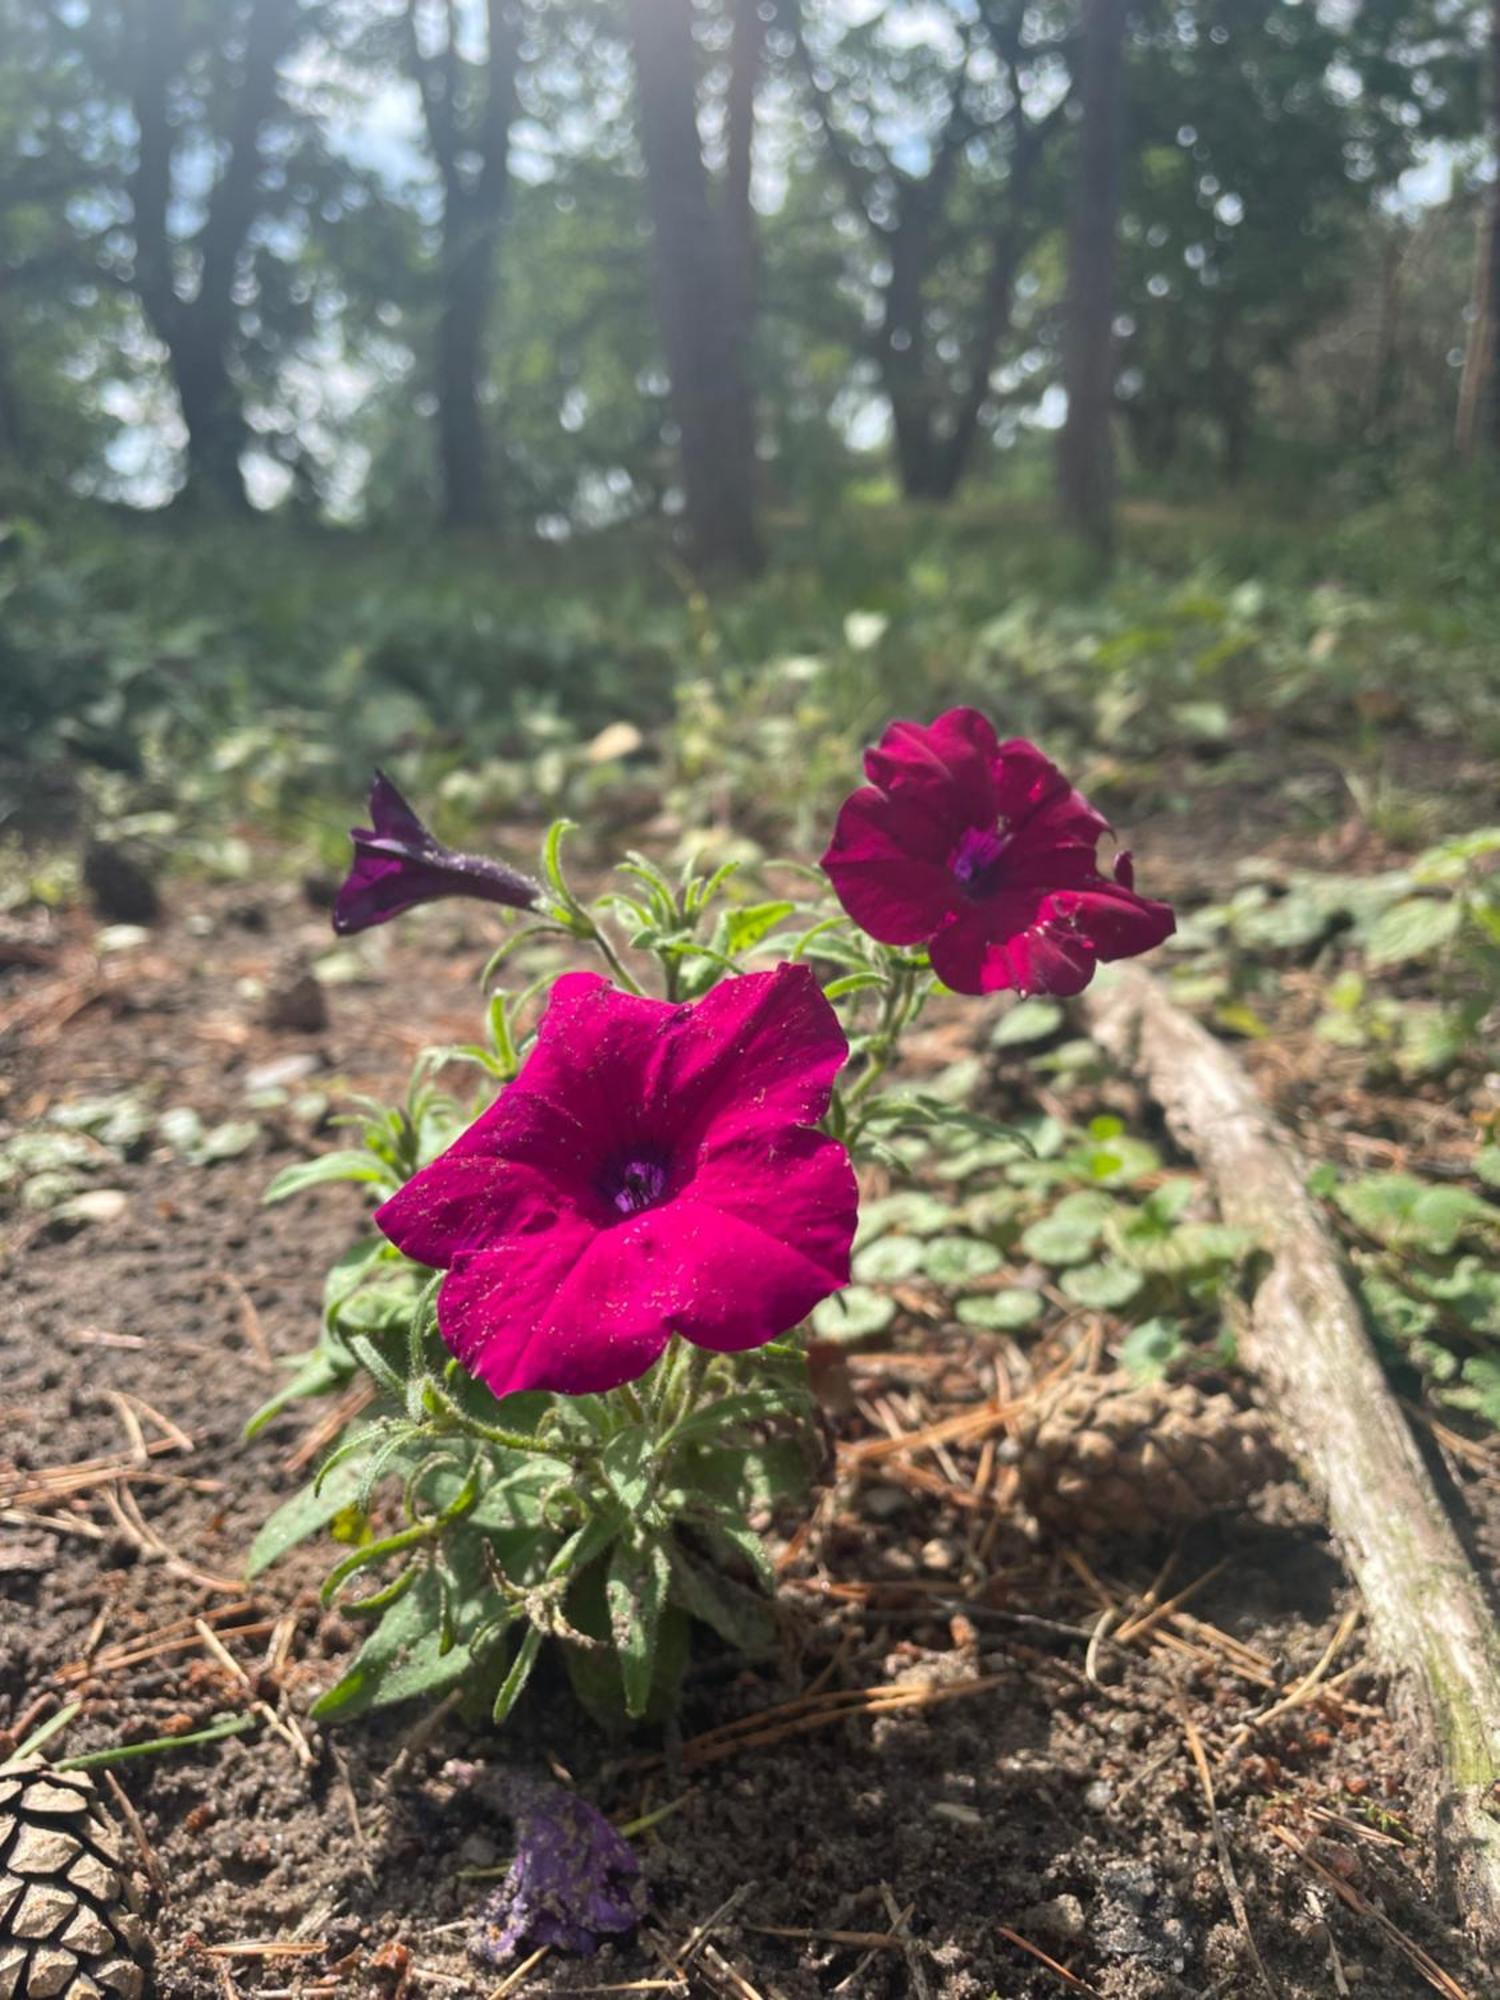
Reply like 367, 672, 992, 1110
864, 708, 1000, 828
376, 1156, 572, 1270
820, 786, 966, 946
366, 769, 433, 848
437, 1213, 673, 1398
930, 899, 1096, 997
665, 963, 849, 1135
1054, 881, 1177, 961
332, 774, 539, 933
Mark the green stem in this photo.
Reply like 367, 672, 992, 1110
420, 1378, 566, 1456
845, 965, 928, 1109
55, 1713, 259, 1771
13, 1701, 82, 1762
583, 916, 645, 996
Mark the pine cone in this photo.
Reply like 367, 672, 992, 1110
0, 1760, 152, 2000
1013, 1375, 1282, 1541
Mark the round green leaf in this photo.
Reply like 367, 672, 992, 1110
812, 1286, 897, 1341
956, 1288, 1044, 1330
853, 1234, 928, 1284
922, 1236, 1004, 1286
1060, 1261, 1144, 1310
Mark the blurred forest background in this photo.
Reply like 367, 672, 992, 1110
2, 0, 1499, 856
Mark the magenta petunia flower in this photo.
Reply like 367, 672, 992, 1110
375, 964, 857, 1398
332, 772, 540, 934
821, 708, 1174, 997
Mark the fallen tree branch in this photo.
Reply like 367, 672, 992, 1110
1084, 963, 1500, 1950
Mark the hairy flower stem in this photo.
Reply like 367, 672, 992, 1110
419, 1376, 568, 1458
839, 961, 935, 1138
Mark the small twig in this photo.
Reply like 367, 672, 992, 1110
741, 1923, 903, 1949
1084, 1607, 1116, 1686
0, 1506, 109, 1542
486, 1945, 550, 1996
832, 1902, 915, 1994
114, 1389, 195, 1455
99, 1483, 244, 1594
103, 1768, 167, 1899
0, 1437, 181, 1506
881, 1883, 932, 2000
1178, 1701, 1278, 2000
1270, 1826, 1474, 2000
1114, 1560, 1229, 1647
205, 1942, 327, 1960
329, 1742, 376, 1885
193, 1619, 313, 1768
217, 1271, 274, 1371
285, 1380, 376, 1477
695, 1945, 765, 2000
677, 1883, 755, 1970
995, 1924, 1101, 1995
1230, 1608, 1360, 1752
104, 1390, 149, 1466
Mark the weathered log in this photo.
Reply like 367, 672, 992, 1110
1084, 963, 1500, 1948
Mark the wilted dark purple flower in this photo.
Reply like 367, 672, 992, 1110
332, 772, 541, 935
463, 1771, 646, 1963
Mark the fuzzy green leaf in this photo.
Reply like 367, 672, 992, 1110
247, 1453, 372, 1577
607, 1534, 672, 1719
263, 1151, 394, 1204
667, 1543, 776, 1654
990, 998, 1065, 1048
852, 1234, 927, 1283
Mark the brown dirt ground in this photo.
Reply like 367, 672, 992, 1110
2, 860, 1496, 2000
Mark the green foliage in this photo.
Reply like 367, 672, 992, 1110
830, 1097, 1252, 1367
250, 1294, 821, 1727
1310, 1161, 1500, 1431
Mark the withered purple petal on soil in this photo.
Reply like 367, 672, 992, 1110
464, 1772, 646, 1963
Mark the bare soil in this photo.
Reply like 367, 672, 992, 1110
2, 866, 1495, 2000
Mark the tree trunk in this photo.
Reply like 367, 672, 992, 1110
125, 0, 299, 512
1057, 0, 1128, 561
172, 336, 251, 512
1456, 0, 1500, 458
436, 197, 498, 530
406, 0, 518, 533
722, 0, 765, 352
626, 0, 762, 577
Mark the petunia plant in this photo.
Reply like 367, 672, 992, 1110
249, 714, 1173, 1731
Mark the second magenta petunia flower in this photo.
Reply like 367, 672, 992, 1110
820, 708, 1174, 996
374, 964, 857, 1398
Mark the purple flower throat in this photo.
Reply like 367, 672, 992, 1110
601, 1151, 671, 1217
951, 824, 1009, 899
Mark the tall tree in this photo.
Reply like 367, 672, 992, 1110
787, 0, 1073, 504
403, 0, 521, 529
626, 0, 763, 577
1057, 0, 1127, 557
122, 0, 307, 511
1117, 0, 1483, 478
1456, 0, 1500, 457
